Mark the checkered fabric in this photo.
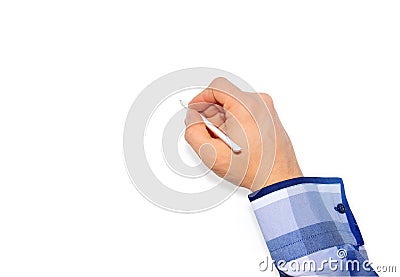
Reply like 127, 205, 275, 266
249, 177, 377, 276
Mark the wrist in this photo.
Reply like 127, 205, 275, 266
253, 160, 303, 192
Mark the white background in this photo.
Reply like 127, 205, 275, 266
1, 1, 399, 276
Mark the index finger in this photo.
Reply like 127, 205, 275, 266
189, 77, 244, 109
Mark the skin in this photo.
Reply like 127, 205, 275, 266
184, 77, 303, 192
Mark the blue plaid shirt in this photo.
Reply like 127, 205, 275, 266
249, 177, 377, 276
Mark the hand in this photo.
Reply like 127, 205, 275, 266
184, 77, 302, 192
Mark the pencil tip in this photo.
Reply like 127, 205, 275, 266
179, 100, 188, 109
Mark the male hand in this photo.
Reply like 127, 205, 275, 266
184, 77, 302, 192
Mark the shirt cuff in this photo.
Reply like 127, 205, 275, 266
248, 177, 364, 263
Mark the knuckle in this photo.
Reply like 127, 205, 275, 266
211, 76, 229, 85
260, 93, 274, 106
209, 77, 230, 90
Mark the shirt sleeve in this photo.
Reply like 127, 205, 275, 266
248, 177, 378, 276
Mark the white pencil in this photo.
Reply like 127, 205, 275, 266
180, 100, 241, 153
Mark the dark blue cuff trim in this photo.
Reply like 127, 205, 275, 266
248, 177, 343, 202
340, 182, 364, 246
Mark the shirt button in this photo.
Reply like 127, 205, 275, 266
335, 203, 346, 214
